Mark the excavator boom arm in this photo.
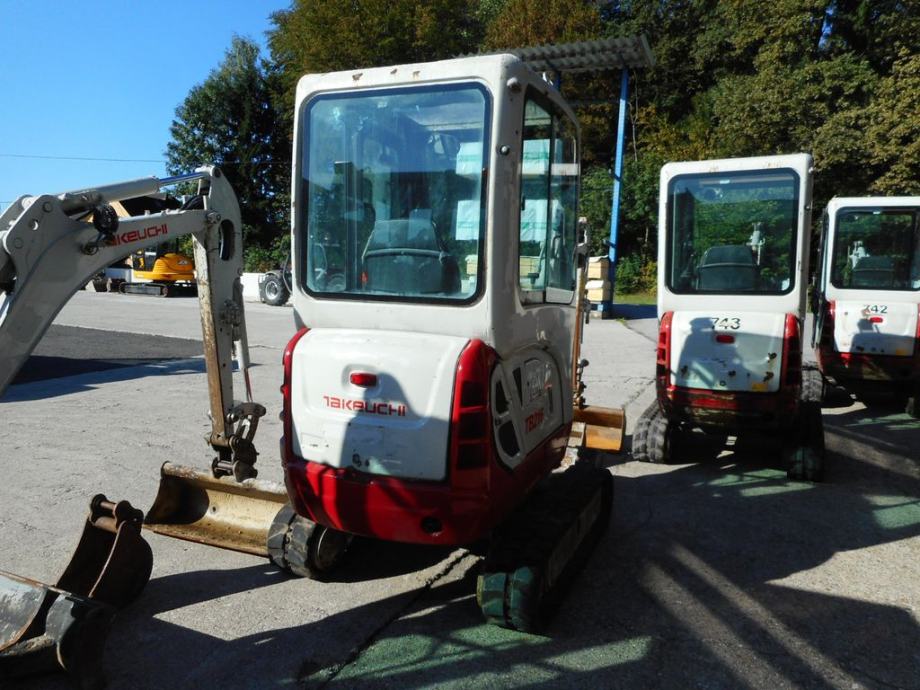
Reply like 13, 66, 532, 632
0, 166, 263, 477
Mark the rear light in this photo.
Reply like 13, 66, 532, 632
349, 372, 377, 387
449, 340, 496, 479
656, 312, 673, 394
715, 334, 735, 344
819, 300, 836, 350
869, 316, 884, 324
781, 314, 802, 388
914, 305, 920, 361
281, 327, 310, 464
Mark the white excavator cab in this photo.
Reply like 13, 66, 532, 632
813, 197, 920, 410
287, 56, 576, 485
280, 54, 620, 555
633, 153, 825, 480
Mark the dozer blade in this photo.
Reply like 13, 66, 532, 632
573, 405, 625, 453
119, 282, 169, 296
144, 462, 289, 556
0, 495, 151, 687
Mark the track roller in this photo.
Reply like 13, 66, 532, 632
785, 401, 826, 481
267, 505, 352, 580
477, 462, 613, 633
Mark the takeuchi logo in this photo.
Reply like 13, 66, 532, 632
114, 223, 168, 246
323, 395, 407, 417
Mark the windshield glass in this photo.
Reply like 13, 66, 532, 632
667, 170, 799, 295
299, 83, 490, 303
830, 208, 920, 291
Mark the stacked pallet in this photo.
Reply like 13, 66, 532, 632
585, 256, 612, 306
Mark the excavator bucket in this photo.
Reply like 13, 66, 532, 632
56, 495, 153, 608
144, 462, 289, 556
0, 572, 114, 688
0, 495, 151, 687
572, 405, 626, 453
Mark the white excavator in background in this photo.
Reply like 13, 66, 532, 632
632, 154, 826, 481
812, 196, 920, 411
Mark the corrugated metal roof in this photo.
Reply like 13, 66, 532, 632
493, 35, 655, 72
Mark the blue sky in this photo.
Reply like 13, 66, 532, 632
0, 1, 290, 212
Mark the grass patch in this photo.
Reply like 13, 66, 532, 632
615, 290, 656, 305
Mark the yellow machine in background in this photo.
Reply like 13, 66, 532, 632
125, 239, 196, 296
112, 197, 197, 297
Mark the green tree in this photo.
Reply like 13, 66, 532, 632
866, 51, 920, 194
823, 0, 920, 73
482, 0, 601, 48
581, 155, 661, 260
166, 36, 286, 256
269, 0, 483, 97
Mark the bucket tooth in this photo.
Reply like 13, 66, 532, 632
144, 462, 290, 556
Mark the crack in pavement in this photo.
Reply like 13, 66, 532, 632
303, 550, 474, 688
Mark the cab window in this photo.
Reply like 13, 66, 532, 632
300, 83, 490, 303
666, 170, 799, 295
518, 95, 579, 303
830, 208, 920, 291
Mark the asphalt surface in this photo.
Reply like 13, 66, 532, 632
12, 325, 202, 385
1, 291, 918, 689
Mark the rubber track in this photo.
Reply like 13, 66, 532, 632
802, 364, 825, 404
646, 407, 670, 464
478, 463, 613, 632
786, 401, 825, 482
631, 402, 658, 462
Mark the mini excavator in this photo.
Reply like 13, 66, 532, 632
0, 54, 625, 686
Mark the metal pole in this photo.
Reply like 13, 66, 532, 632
603, 67, 629, 318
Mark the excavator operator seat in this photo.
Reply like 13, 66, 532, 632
851, 255, 896, 288
363, 218, 460, 295
696, 244, 757, 291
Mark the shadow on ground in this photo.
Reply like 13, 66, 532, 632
306, 418, 919, 689
9, 401, 919, 689
2, 325, 220, 402
610, 303, 657, 321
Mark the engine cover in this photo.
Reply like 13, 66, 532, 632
288, 328, 468, 481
